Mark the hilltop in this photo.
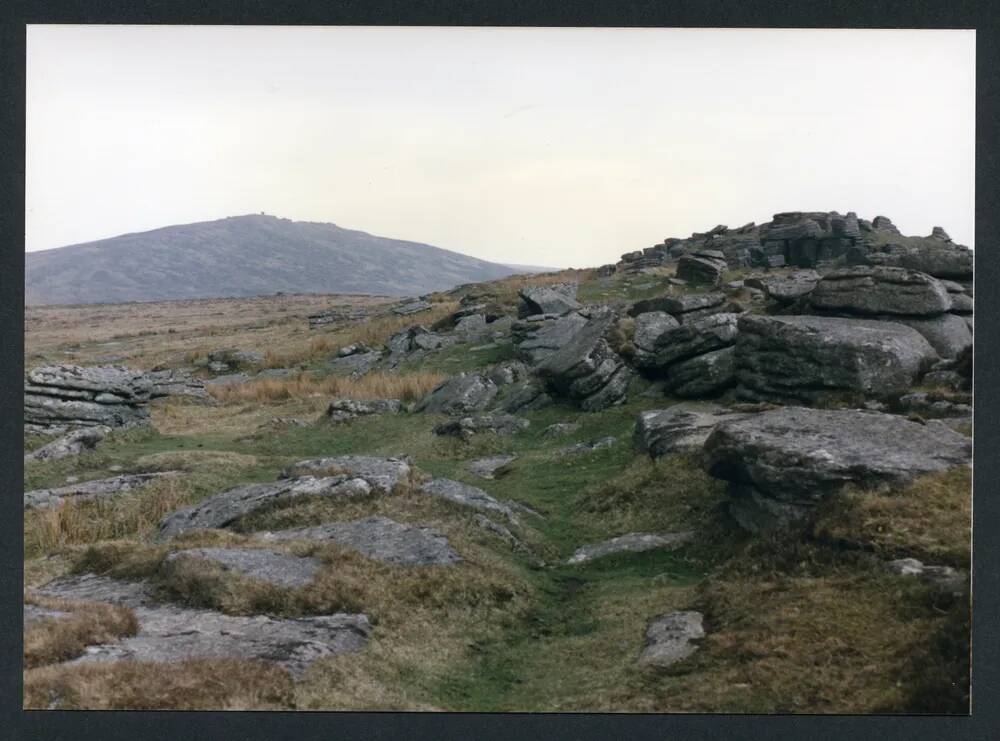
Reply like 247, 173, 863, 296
25, 214, 533, 305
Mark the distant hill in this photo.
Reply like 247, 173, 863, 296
25, 214, 535, 305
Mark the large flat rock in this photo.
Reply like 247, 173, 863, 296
279, 455, 412, 493
25, 472, 180, 510
634, 403, 748, 458
36, 574, 370, 678
704, 407, 971, 528
809, 266, 951, 316
735, 314, 937, 402
157, 476, 373, 540
163, 548, 324, 587
419, 478, 524, 523
261, 516, 462, 566
566, 532, 693, 565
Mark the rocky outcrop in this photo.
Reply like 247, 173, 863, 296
260, 516, 462, 566
637, 611, 705, 668
704, 407, 971, 531
809, 266, 952, 316
518, 283, 580, 316
883, 313, 972, 360
858, 240, 973, 280
635, 313, 739, 398
24, 426, 110, 463
324, 398, 402, 423
757, 211, 860, 268
632, 312, 680, 368
634, 403, 748, 458
36, 574, 370, 679
531, 308, 631, 411
735, 315, 937, 402
415, 373, 499, 415
163, 548, 324, 588
204, 348, 264, 374
676, 251, 727, 287
156, 476, 375, 540
566, 531, 693, 564
25, 472, 180, 510
744, 270, 820, 305
25, 365, 154, 432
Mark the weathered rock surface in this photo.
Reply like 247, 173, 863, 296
419, 478, 524, 523
637, 611, 705, 667
327, 348, 382, 378
519, 283, 580, 316
745, 270, 821, 304
566, 531, 693, 564
164, 548, 324, 588
632, 311, 680, 368
542, 422, 581, 437
205, 348, 264, 373
886, 313, 972, 359
36, 574, 370, 678
414, 373, 499, 415
157, 476, 374, 540
634, 403, 748, 458
25, 472, 180, 510
704, 407, 971, 530
279, 455, 412, 493
860, 241, 973, 280
324, 398, 402, 423
467, 455, 517, 479
676, 252, 727, 287
261, 516, 462, 566
393, 299, 432, 316
666, 346, 736, 397
434, 414, 530, 439
308, 306, 368, 328
735, 315, 937, 402
514, 312, 589, 365
24, 603, 72, 626
810, 266, 952, 316
25, 426, 110, 463
533, 308, 631, 411
25, 365, 154, 431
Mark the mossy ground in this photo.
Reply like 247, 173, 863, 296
23, 270, 971, 712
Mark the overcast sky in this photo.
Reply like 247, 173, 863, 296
26, 26, 975, 267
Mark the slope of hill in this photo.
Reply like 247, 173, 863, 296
25, 214, 530, 305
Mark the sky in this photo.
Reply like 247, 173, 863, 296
26, 26, 975, 267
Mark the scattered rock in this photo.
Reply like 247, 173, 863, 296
518, 284, 580, 316
562, 437, 618, 455
157, 476, 374, 540
324, 398, 402, 423
886, 558, 968, 594
393, 299, 432, 316
634, 403, 748, 458
164, 548, 324, 588
261, 516, 462, 566
419, 478, 523, 523
704, 407, 971, 531
36, 574, 370, 679
467, 455, 517, 479
735, 315, 937, 402
308, 306, 368, 328
637, 611, 705, 667
24, 426, 110, 463
25, 472, 180, 510
566, 531, 693, 564
414, 373, 499, 415
472, 514, 533, 556
434, 414, 530, 439
327, 349, 382, 378
279, 456, 412, 493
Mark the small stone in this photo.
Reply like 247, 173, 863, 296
638, 611, 705, 667
566, 532, 693, 565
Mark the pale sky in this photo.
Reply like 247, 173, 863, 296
26, 26, 975, 267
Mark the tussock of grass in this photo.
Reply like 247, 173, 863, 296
207, 371, 447, 404
23, 594, 139, 669
813, 467, 971, 567
24, 478, 193, 558
24, 659, 295, 710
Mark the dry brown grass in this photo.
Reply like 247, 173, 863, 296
24, 659, 295, 710
24, 477, 193, 557
206, 370, 447, 404
23, 594, 139, 669
813, 467, 972, 568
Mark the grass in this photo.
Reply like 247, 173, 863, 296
206, 370, 447, 404
23, 593, 139, 669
